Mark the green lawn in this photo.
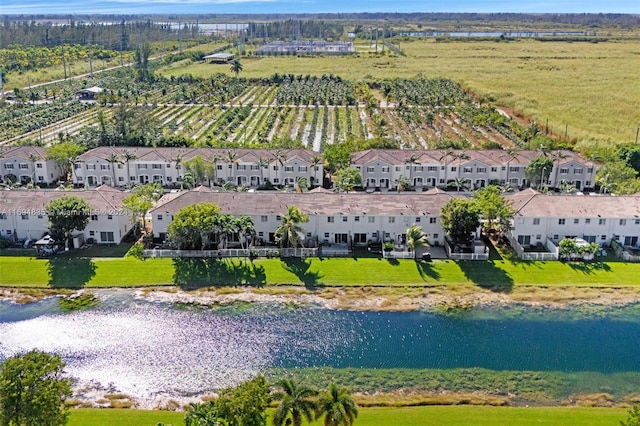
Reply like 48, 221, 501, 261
68, 406, 628, 426
1, 255, 639, 288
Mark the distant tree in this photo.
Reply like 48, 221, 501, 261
45, 195, 91, 245
272, 379, 318, 426
216, 376, 270, 426
524, 156, 553, 189
395, 175, 411, 192
315, 383, 358, 426
230, 59, 243, 78
275, 206, 309, 248
440, 198, 480, 248
0, 350, 72, 426
406, 225, 429, 259
46, 141, 86, 181
596, 161, 640, 195
617, 144, 640, 176
122, 193, 152, 235
621, 404, 640, 426
558, 237, 579, 260
333, 167, 362, 192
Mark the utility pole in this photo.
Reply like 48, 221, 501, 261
375, 28, 378, 52
0, 69, 4, 98
88, 43, 94, 78
179, 21, 183, 53
61, 45, 68, 80
636, 126, 639, 144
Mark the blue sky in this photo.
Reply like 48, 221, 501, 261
2, 0, 639, 15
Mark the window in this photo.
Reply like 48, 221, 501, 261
635, 219, 640, 225
100, 164, 109, 170
558, 218, 565, 225
130, 176, 136, 181
381, 166, 389, 173
117, 164, 123, 169
273, 165, 279, 171
137, 164, 148, 169
0, 213, 6, 220
430, 217, 437, 224
586, 181, 591, 187
491, 167, 497, 172
620, 219, 627, 226
38, 176, 44, 182
284, 166, 294, 172
157, 215, 163, 221
258, 232, 264, 237
388, 217, 395, 224
100, 231, 115, 242
553, 235, 559, 240
366, 166, 375, 173
536, 235, 542, 240
3, 164, 13, 169
395, 166, 401, 172
451, 166, 457, 172
77, 177, 83, 182
89, 231, 95, 236
36, 163, 43, 169
91, 215, 98, 221
463, 167, 473, 174
501, 166, 506, 171
574, 169, 583, 175
298, 166, 307, 172
428, 166, 438, 172
415, 217, 421, 223
19, 163, 28, 169
477, 167, 487, 173
166, 177, 172, 182
276, 215, 281, 221
599, 219, 606, 225
86, 164, 95, 170
237, 165, 247, 170
439, 179, 444, 184
441, 165, 446, 170
166, 164, 171, 168
574, 219, 580, 224
21, 214, 28, 220
250, 165, 259, 170
414, 166, 423, 172
533, 218, 540, 225
153, 164, 162, 169
368, 217, 375, 223
118, 177, 124, 182
509, 166, 519, 172
354, 216, 360, 222
433, 234, 439, 239
327, 217, 334, 223
601, 235, 606, 240
217, 165, 223, 170
261, 215, 268, 222
614, 234, 620, 241
342, 216, 348, 222
587, 167, 594, 173
324, 233, 330, 238
560, 168, 569, 174
107, 215, 113, 220
6, 230, 11, 235
585, 218, 591, 224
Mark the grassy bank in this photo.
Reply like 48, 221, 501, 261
68, 406, 628, 426
158, 38, 640, 145
1, 255, 640, 289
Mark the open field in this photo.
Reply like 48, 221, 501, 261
67, 406, 629, 426
159, 39, 640, 145
2, 255, 640, 289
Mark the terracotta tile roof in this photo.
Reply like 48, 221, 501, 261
0, 185, 128, 212
507, 190, 640, 218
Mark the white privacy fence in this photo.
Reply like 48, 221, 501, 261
144, 247, 318, 259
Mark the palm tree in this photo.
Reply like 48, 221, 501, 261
310, 155, 322, 187
551, 150, 569, 189
274, 206, 309, 248
123, 149, 137, 188
184, 401, 218, 426
272, 379, 318, 426
225, 150, 238, 183
272, 149, 287, 187
255, 156, 269, 186
28, 153, 39, 185
404, 153, 420, 187
502, 148, 520, 188
559, 180, 578, 194
455, 151, 471, 184
438, 148, 455, 188
295, 176, 309, 193
105, 153, 121, 186
451, 177, 471, 192
315, 384, 358, 426
230, 58, 243, 78
406, 224, 429, 259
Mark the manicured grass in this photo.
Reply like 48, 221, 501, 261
68, 406, 628, 426
1, 255, 639, 288
158, 39, 640, 145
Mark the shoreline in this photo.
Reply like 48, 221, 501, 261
4, 284, 640, 311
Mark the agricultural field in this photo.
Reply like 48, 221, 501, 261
2, 71, 538, 151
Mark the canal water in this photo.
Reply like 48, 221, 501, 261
1, 290, 639, 401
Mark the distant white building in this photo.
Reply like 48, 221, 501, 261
0, 146, 65, 186
0, 185, 131, 245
